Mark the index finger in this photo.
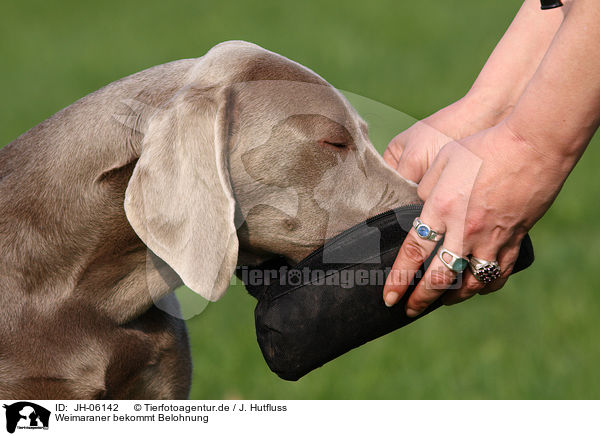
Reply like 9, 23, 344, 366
383, 225, 441, 307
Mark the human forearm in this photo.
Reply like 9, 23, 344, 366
465, 0, 566, 122
506, 0, 600, 173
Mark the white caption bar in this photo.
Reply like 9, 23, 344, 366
0, 400, 597, 435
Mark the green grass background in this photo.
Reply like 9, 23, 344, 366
1, 0, 598, 399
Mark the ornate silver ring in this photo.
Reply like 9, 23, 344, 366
468, 257, 501, 283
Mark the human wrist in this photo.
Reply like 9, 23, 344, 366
458, 90, 514, 130
501, 116, 583, 176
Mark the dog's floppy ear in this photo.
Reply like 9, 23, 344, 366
124, 86, 238, 301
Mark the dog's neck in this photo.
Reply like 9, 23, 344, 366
0, 59, 196, 324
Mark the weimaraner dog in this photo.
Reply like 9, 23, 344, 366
0, 41, 419, 399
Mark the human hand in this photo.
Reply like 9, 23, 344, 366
383, 121, 570, 314
383, 95, 511, 183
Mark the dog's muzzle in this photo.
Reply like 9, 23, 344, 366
240, 204, 535, 381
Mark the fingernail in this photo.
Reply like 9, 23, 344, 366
384, 292, 400, 307
406, 307, 419, 318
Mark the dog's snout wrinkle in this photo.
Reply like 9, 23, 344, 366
368, 184, 402, 217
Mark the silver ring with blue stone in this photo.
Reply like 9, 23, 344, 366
413, 217, 444, 242
438, 248, 469, 272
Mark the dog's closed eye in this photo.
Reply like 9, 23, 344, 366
320, 140, 348, 150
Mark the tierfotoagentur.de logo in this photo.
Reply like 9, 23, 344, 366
3, 402, 50, 434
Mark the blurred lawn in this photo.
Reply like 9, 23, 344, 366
2, 0, 599, 399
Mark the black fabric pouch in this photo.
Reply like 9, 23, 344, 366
241, 204, 535, 381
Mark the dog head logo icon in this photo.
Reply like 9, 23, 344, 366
3, 402, 50, 433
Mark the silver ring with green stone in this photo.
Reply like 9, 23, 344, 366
438, 248, 468, 272
413, 217, 444, 242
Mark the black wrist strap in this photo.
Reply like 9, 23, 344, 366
540, 0, 563, 10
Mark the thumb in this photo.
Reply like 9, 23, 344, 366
395, 148, 428, 184
383, 132, 406, 169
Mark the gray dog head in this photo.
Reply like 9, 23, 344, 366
124, 41, 420, 301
